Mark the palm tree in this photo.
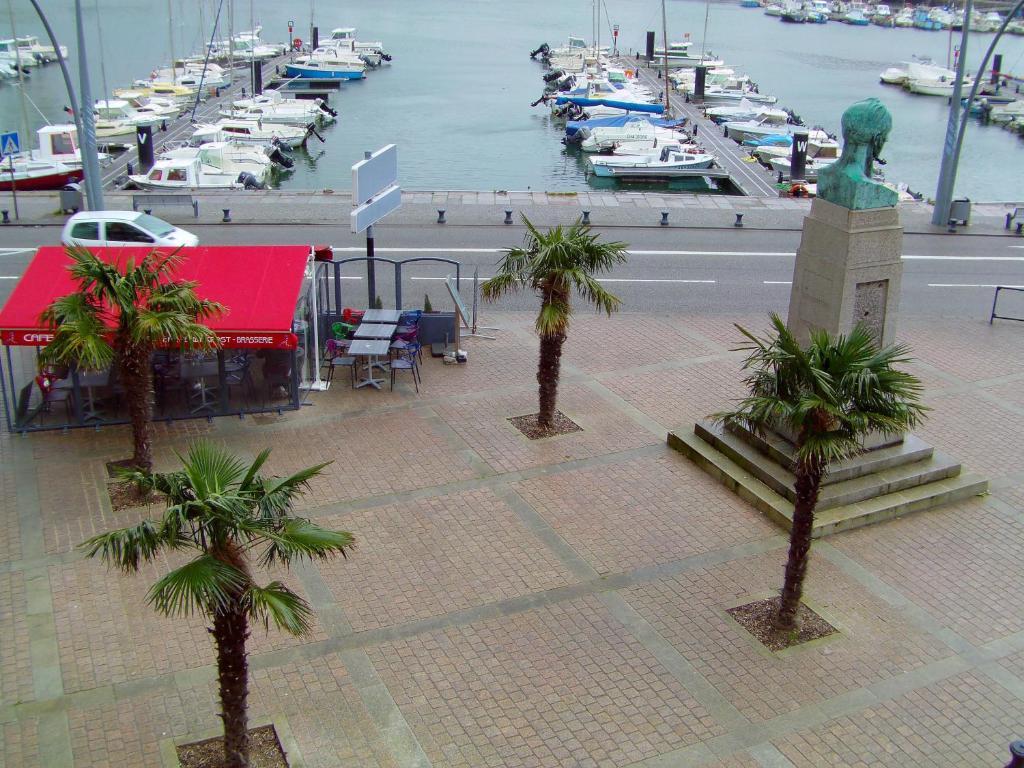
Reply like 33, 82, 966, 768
481, 216, 628, 430
716, 314, 925, 632
82, 441, 353, 768
40, 246, 222, 471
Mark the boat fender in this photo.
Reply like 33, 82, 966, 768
237, 172, 264, 190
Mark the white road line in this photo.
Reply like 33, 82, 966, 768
904, 255, 1024, 262
598, 278, 716, 284
0, 275, 19, 280
0, 248, 34, 256
927, 283, 1024, 288
763, 281, 792, 284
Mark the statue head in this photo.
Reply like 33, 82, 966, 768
817, 98, 898, 210
839, 97, 892, 164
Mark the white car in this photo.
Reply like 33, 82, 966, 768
61, 211, 199, 248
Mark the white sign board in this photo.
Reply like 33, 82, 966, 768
350, 184, 401, 233
445, 274, 470, 328
352, 144, 397, 205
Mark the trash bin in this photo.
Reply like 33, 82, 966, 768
949, 197, 971, 226
59, 183, 82, 214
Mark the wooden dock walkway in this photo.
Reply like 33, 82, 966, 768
622, 59, 782, 198
99, 53, 298, 191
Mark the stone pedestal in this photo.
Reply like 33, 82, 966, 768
786, 198, 903, 348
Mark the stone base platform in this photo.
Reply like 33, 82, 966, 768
669, 421, 988, 537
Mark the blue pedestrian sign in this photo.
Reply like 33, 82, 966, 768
0, 131, 20, 158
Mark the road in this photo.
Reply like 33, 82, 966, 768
1, 223, 1023, 321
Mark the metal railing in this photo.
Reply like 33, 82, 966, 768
990, 286, 1024, 324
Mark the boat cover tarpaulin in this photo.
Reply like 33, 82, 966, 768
565, 114, 687, 137
555, 96, 665, 114
0, 245, 310, 349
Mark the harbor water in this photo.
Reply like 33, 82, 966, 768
2, 0, 1023, 200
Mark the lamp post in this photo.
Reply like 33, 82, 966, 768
931, 0, 972, 227
74, 0, 104, 209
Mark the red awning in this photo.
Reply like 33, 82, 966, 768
0, 245, 311, 350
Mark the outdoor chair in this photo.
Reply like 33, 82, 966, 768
399, 309, 422, 326
341, 308, 365, 325
34, 369, 73, 422
390, 342, 421, 393
323, 338, 356, 388
331, 321, 356, 341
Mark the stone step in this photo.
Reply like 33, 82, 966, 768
725, 423, 935, 484
694, 421, 960, 510
668, 427, 988, 538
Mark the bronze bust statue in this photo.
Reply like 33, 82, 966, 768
816, 98, 898, 211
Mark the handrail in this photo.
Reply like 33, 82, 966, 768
990, 286, 1024, 324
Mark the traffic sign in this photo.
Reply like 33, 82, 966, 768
0, 131, 20, 158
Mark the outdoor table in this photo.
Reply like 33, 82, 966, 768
180, 360, 220, 414
77, 369, 110, 422
353, 323, 397, 340
362, 309, 403, 323
347, 339, 391, 389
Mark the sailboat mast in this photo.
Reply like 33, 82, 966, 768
661, 0, 671, 114
700, 0, 710, 61
228, 0, 234, 86
167, 0, 175, 76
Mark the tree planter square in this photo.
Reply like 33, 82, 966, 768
177, 724, 288, 768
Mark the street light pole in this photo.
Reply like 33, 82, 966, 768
931, 0, 972, 226
74, 0, 104, 210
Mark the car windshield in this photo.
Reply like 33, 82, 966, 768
134, 214, 177, 237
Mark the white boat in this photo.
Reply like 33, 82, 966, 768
0, 157, 82, 191
751, 130, 837, 161
672, 67, 750, 94
148, 62, 229, 90
115, 93, 182, 121
588, 146, 716, 177
702, 86, 777, 106
191, 119, 310, 149
25, 124, 111, 168
607, 138, 701, 156
128, 156, 264, 190
0, 39, 36, 69
95, 99, 165, 128
767, 154, 837, 181
880, 66, 909, 86
580, 119, 687, 152
228, 91, 335, 122
329, 27, 390, 67
16, 35, 67, 64
723, 111, 796, 142
706, 100, 783, 123
871, 4, 893, 26
894, 8, 914, 27
114, 82, 194, 105
764, 4, 784, 17
990, 100, 1024, 123
907, 74, 974, 97
159, 142, 279, 184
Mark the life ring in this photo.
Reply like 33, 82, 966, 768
788, 183, 809, 198
292, 37, 303, 51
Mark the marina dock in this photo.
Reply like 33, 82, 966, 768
622, 58, 782, 198
98, 53, 302, 191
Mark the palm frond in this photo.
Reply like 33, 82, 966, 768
242, 581, 314, 636
254, 461, 331, 516
256, 519, 353, 568
80, 520, 165, 572
146, 554, 248, 618
180, 440, 246, 500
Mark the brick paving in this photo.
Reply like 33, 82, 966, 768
1, 311, 1023, 767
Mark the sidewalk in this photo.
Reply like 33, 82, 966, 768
2, 310, 1023, 767
3, 189, 1023, 235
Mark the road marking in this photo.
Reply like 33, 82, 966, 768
905, 255, 1024, 262
0, 248, 34, 256
0, 275, 19, 280
927, 283, 1024, 288
763, 280, 792, 285
597, 278, 716, 283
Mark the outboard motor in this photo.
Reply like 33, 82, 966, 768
271, 137, 292, 154
542, 68, 565, 83
267, 146, 294, 169
381, 52, 393, 62
316, 99, 338, 118
237, 172, 264, 190
529, 43, 550, 59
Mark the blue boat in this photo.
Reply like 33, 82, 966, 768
555, 96, 665, 114
285, 57, 366, 80
565, 114, 685, 138
740, 0, 761, 7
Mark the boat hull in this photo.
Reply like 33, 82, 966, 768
285, 64, 365, 80
0, 167, 83, 191
596, 161, 715, 178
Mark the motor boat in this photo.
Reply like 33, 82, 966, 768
26, 124, 111, 168
115, 93, 183, 121
764, 3, 785, 16
780, 5, 807, 23
907, 73, 974, 97
843, 9, 870, 25
286, 47, 367, 80
159, 141, 284, 182
723, 111, 798, 143
0, 158, 82, 191
95, 99, 165, 128
220, 94, 336, 126
990, 100, 1024, 124
563, 113, 686, 141
654, 40, 695, 60
114, 82, 194, 105
602, 138, 701, 156
588, 145, 716, 177
880, 66, 909, 86
128, 156, 265, 190
329, 28, 391, 67
580, 119, 687, 152
191, 119, 311, 149
9, 35, 66, 65
767, 154, 837, 181
702, 86, 778, 106
0, 39, 36, 69
672, 67, 750, 94
706, 100, 784, 124
751, 130, 838, 161
894, 8, 914, 27
871, 4, 894, 26
147, 62, 229, 90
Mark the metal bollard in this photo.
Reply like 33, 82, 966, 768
947, 218, 957, 234
734, 213, 744, 227
126, 161, 134, 176
161, 121, 167, 132
660, 211, 669, 226
144, 209, 152, 215
222, 208, 232, 223
437, 209, 446, 224
504, 209, 513, 224
1017, 222, 1023, 235
581, 210, 591, 225
1006, 740, 1024, 768
1, 210, 8, 225
1008, 213, 1014, 230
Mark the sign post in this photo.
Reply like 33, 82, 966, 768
351, 144, 401, 306
1, 132, 20, 221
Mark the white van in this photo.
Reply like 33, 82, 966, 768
61, 211, 199, 248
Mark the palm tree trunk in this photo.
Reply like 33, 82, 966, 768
537, 330, 566, 429
774, 456, 823, 632
118, 342, 154, 472
213, 605, 251, 768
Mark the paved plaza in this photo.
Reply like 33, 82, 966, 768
2, 309, 1023, 767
